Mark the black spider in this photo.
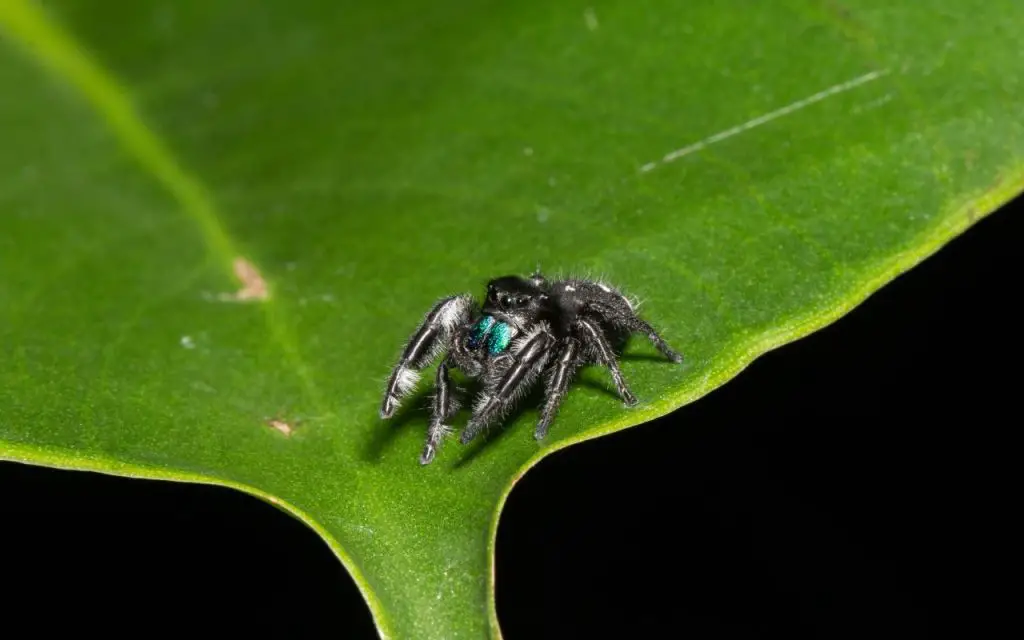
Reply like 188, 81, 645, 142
379, 271, 683, 465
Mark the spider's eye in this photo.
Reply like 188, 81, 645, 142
500, 294, 511, 307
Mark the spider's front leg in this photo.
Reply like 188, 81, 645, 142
380, 294, 473, 419
534, 337, 582, 440
460, 329, 554, 444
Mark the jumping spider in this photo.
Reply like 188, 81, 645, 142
379, 272, 683, 464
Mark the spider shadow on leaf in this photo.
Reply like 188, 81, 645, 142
367, 328, 681, 466
362, 385, 437, 463
619, 350, 678, 363
363, 370, 512, 465
451, 382, 548, 470
450, 335, 660, 469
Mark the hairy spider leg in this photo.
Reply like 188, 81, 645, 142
527, 270, 548, 288
380, 295, 473, 419
576, 317, 638, 406
582, 300, 684, 363
460, 329, 554, 444
534, 338, 582, 440
420, 359, 463, 465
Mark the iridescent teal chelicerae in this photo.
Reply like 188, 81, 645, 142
467, 315, 512, 354
468, 316, 495, 349
486, 321, 512, 354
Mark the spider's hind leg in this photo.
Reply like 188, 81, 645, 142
584, 298, 683, 364
577, 317, 638, 406
380, 294, 473, 419
622, 314, 683, 363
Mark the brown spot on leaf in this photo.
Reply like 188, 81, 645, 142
266, 418, 295, 436
229, 257, 268, 301
208, 257, 269, 302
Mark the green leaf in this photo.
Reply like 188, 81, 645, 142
2, 1, 1022, 637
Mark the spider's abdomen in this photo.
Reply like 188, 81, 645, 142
468, 315, 513, 355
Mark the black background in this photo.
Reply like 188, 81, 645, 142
2, 194, 1018, 638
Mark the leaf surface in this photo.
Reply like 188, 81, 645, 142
2, 1, 1022, 637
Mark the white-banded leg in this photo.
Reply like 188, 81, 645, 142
420, 359, 459, 465
535, 338, 581, 440
460, 329, 553, 444
577, 317, 638, 406
380, 294, 473, 419
583, 301, 683, 363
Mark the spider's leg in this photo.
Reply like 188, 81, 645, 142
460, 329, 553, 444
420, 359, 460, 465
623, 315, 683, 363
584, 300, 683, 363
577, 317, 638, 406
534, 338, 581, 440
380, 294, 473, 419
528, 268, 548, 288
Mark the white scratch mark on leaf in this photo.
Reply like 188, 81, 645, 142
851, 92, 894, 114
640, 69, 890, 173
584, 7, 599, 31
180, 335, 195, 349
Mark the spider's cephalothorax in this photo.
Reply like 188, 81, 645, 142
379, 272, 683, 465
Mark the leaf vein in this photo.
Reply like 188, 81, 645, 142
0, 0, 327, 412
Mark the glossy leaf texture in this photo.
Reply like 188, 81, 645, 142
1, 1, 1022, 637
